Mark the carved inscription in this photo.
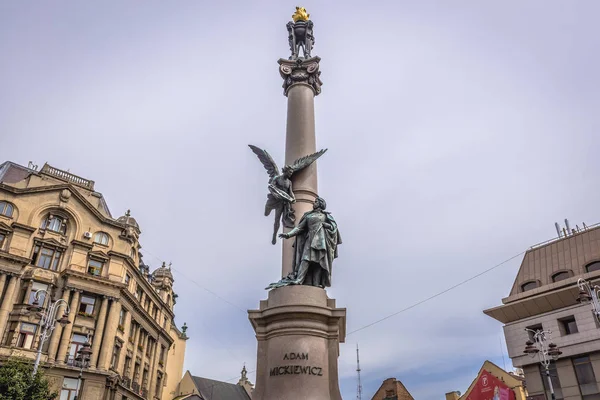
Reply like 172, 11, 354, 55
269, 352, 323, 377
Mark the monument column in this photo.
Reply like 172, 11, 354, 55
279, 57, 323, 278
248, 8, 346, 400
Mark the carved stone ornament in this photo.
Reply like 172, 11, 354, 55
279, 57, 322, 96
59, 189, 71, 203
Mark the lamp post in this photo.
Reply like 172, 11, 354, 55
576, 278, 600, 321
523, 328, 562, 400
73, 334, 92, 400
28, 289, 70, 376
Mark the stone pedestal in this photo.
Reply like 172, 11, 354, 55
278, 57, 323, 278
248, 285, 346, 400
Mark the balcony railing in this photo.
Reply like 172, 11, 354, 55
40, 164, 95, 190
132, 381, 140, 393
121, 377, 131, 389
141, 387, 148, 398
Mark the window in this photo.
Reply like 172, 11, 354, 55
94, 232, 109, 246
87, 259, 104, 276
521, 281, 539, 292
32, 244, 63, 270
155, 372, 163, 396
40, 215, 66, 234
526, 324, 543, 341
78, 295, 96, 316
152, 305, 158, 319
16, 323, 37, 349
130, 248, 136, 259
135, 286, 143, 301
574, 356, 600, 396
144, 297, 150, 311
124, 356, 132, 375
68, 334, 88, 365
146, 338, 152, 357
124, 274, 131, 286
552, 271, 571, 282
163, 316, 167, 329
110, 343, 121, 370
60, 377, 79, 400
119, 308, 125, 326
540, 363, 563, 399
0, 232, 6, 250
586, 262, 600, 273
129, 321, 136, 339
28, 282, 48, 305
0, 202, 14, 217
560, 316, 578, 335
159, 345, 166, 363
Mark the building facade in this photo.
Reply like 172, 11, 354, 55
485, 223, 600, 400
445, 361, 527, 400
370, 377, 414, 400
173, 368, 253, 399
0, 161, 187, 400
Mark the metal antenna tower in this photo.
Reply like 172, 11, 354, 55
356, 343, 363, 400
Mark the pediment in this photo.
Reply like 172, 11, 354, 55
35, 237, 67, 249
0, 221, 12, 232
88, 250, 109, 261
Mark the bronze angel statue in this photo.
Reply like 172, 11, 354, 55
248, 145, 327, 244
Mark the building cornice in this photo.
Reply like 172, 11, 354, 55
11, 222, 36, 234
71, 239, 93, 251
121, 289, 174, 345
0, 183, 124, 231
0, 250, 31, 266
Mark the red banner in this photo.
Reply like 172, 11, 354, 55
466, 371, 516, 400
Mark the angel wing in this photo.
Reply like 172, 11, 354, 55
248, 145, 280, 179
287, 148, 327, 175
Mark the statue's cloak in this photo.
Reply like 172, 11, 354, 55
293, 210, 342, 287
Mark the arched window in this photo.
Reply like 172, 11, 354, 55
94, 232, 109, 246
0, 202, 14, 217
521, 281, 539, 292
552, 271, 572, 282
586, 262, 600, 273
40, 215, 67, 234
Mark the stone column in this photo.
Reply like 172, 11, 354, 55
98, 299, 120, 370
89, 296, 109, 368
128, 325, 140, 380
278, 57, 323, 277
57, 290, 80, 363
117, 310, 132, 374
47, 288, 71, 362
148, 339, 159, 397
0, 275, 19, 340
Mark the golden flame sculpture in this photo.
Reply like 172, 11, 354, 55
292, 7, 310, 22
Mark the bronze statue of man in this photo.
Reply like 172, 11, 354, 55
277, 197, 342, 288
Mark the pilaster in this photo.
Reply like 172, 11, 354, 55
47, 287, 71, 362
128, 324, 140, 380
117, 310, 132, 374
0, 274, 20, 339
98, 298, 120, 370
89, 296, 109, 368
57, 289, 81, 363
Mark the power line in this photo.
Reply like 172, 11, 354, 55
141, 248, 246, 313
346, 250, 526, 336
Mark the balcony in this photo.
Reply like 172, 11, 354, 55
121, 377, 131, 389
40, 164, 95, 190
132, 381, 140, 392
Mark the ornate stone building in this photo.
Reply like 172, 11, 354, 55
0, 161, 188, 400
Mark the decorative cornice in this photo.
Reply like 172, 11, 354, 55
0, 183, 125, 231
278, 57, 322, 96
120, 289, 174, 346
0, 221, 13, 233
61, 270, 124, 291
33, 237, 68, 250
10, 222, 36, 234
0, 251, 30, 266
88, 250, 109, 261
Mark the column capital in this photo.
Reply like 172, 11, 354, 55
278, 57, 322, 96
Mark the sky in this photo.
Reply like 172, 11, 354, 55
1, 1, 600, 399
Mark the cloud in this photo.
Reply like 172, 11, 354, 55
1, 1, 600, 399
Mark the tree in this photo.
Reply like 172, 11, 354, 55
0, 358, 57, 400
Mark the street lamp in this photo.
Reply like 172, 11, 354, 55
28, 289, 70, 376
73, 334, 92, 400
577, 278, 600, 321
524, 328, 562, 400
